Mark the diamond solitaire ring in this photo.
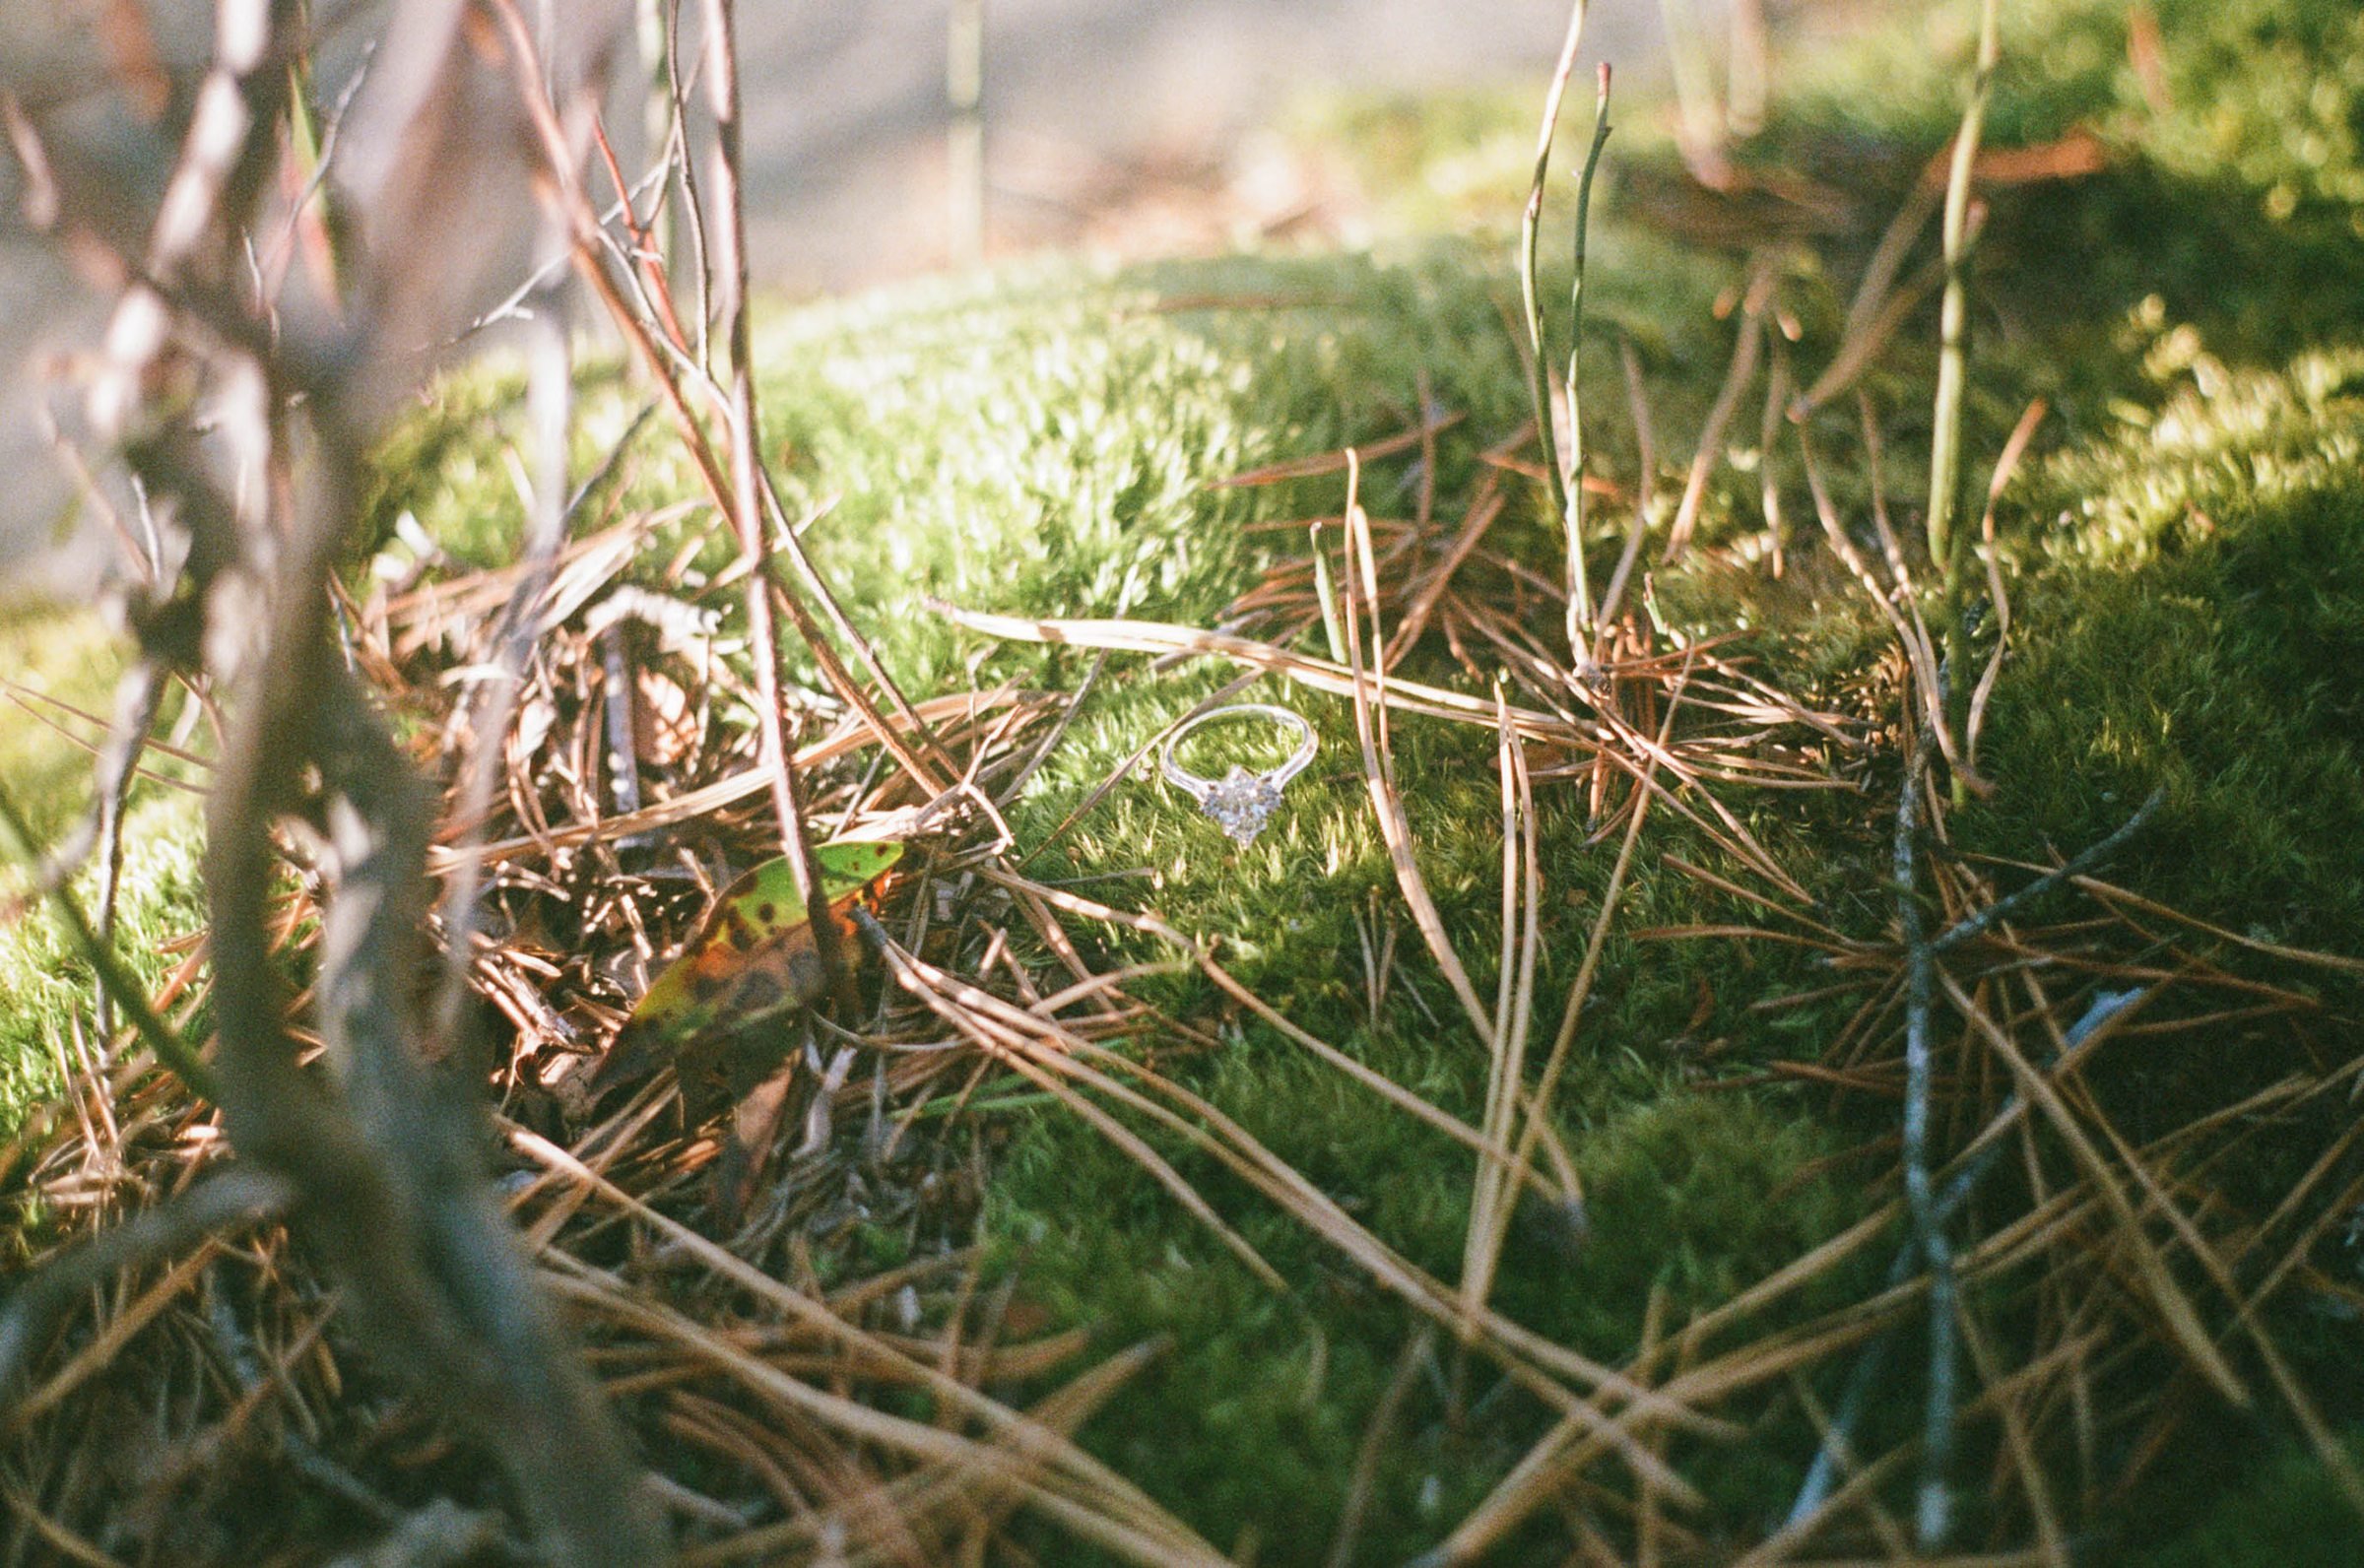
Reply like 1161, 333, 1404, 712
1159, 702, 1317, 845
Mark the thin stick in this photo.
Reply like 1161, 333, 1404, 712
1189, 948, 1559, 1201
931, 602, 1592, 745
696, 0, 850, 1013
1759, 338, 1789, 578
1657, 0, 1731, 186
1941, 972, 2250, 1406
432, 262, 574, 1045
1790, 163, 1945, 420
1797, 423, 1951, 770
1933, 787, 2164, 955
1727, 0, 1770, 135
946, 0, 985, 267
756, 481, 961, 791
1310, 519, 1348, 664
1784, 984, 2142, 1534
1461, 692, 1543, 1330
2067, 876, 2364, 977
493, 14, 959, 808
1385, 472, 1505, 667
1892, 695, 1958, 1549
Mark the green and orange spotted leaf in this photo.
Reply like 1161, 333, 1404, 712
594, 840, 903, 1090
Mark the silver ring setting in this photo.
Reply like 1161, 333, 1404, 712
1159, 702, 1317, 845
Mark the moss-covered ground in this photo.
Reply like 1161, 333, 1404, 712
0, 614, 210, 1145
8, 0, 2364, 1559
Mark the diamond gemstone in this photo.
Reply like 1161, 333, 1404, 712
1201, 766, 1283, 844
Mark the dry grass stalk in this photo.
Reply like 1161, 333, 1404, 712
1593, 340, 1661, 637
1963, 397, 2047, 768
1664, 259, 1777, 563
1484, 660, 1683, 1275
1340, 453, 1498, 1046
1458, 689, 1545, 1339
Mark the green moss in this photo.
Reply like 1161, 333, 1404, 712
2134, 1434, 2364, 1568
0, 610, 130, 844
1974, 350, 2364, 954
0, 613, 211, 1140
1557, 1094, 1855, 1328
0, 792, 209, 1154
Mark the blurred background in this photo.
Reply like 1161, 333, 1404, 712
731, 0, 1674, 289
0, 0, 1699, 597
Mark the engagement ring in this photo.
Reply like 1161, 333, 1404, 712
1159, 702, 1317, 845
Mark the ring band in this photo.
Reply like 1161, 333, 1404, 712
1159, 702, 1317, 845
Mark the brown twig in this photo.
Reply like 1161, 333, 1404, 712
692, 0, 852, 1016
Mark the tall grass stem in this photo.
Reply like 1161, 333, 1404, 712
1562, 65, 1613, 660
1927, 0, 2003, 746
1521, 1, 1589, 638
948, 0, 985, 266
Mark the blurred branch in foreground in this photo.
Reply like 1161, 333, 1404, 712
0, 2, 662, 1562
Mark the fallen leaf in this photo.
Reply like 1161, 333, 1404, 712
593, 840, 902, 1092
